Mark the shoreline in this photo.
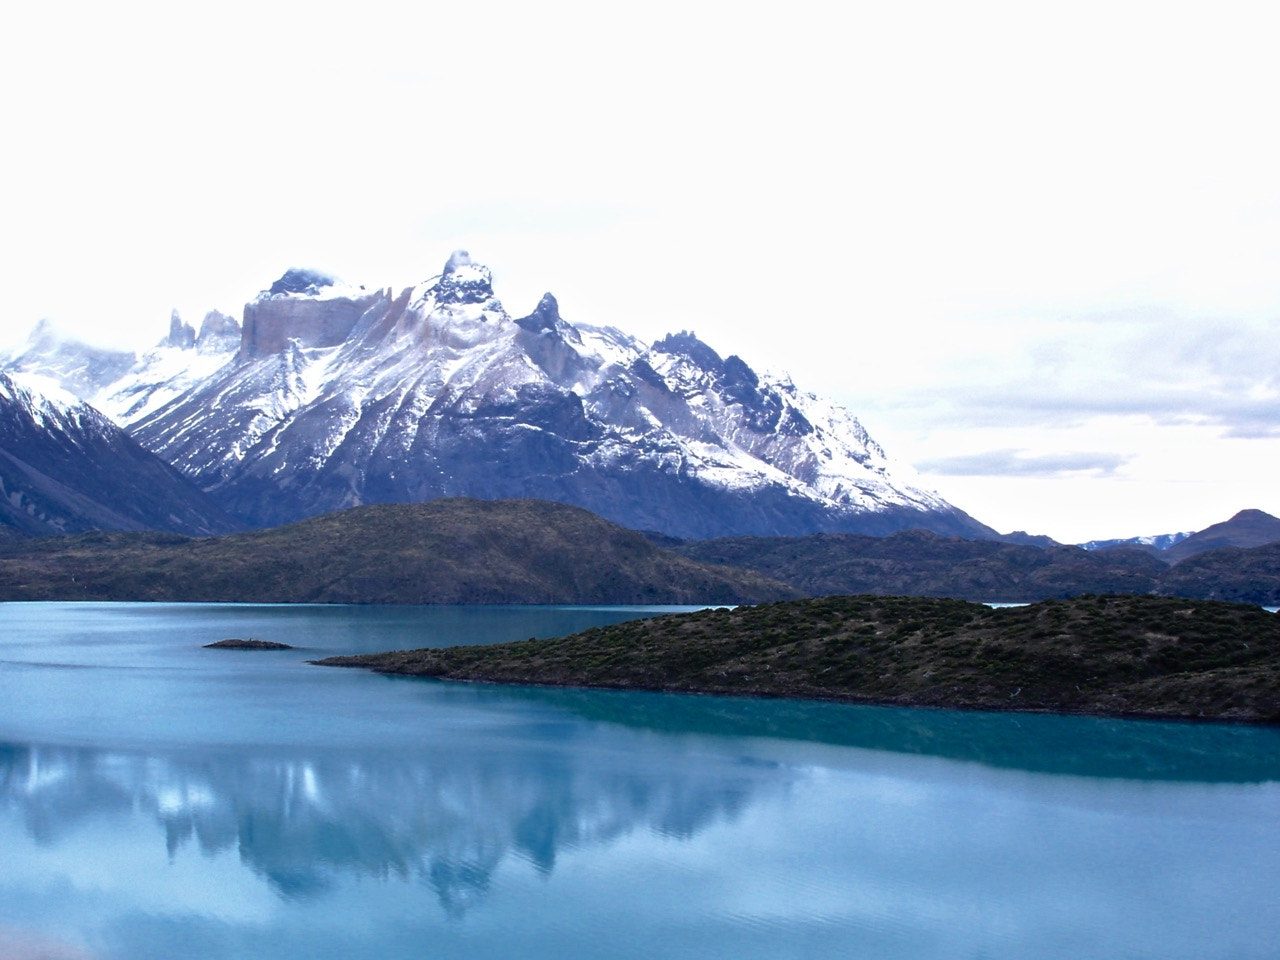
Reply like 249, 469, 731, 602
314, 594, 1280, 726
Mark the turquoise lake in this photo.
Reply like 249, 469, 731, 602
1, 602, 1277, 959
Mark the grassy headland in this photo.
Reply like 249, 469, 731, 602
0, 499, 796, 605
316, 594, 1280, 724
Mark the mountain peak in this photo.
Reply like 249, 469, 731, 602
0, 370, 83, 416
652, 331, 725, 374
28, 316, 55, 336
195, 310, 241, 355
164, 309, 196, 350
435, 250, 496, 306
23, 317, 63, 351
443, 249, 474, 275
1161, 507, 1280, 562
515, 293, 562, 333
1228, 508, 1279, 524
266, 268, 339, 297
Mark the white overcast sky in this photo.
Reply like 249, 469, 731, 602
2, 0, 1278, 543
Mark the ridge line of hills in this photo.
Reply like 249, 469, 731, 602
1, 498, 1276, 606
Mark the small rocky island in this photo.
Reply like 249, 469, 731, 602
315, 594, 1280, 724
204, 638, 296, 650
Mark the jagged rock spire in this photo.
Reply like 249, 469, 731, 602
516, 293, 562, 333
165, 309, 196, 349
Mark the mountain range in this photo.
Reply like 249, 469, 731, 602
1, 252, 992, 540
3, 253, 1276, 567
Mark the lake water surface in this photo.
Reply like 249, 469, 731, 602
1, 602, 1277, 959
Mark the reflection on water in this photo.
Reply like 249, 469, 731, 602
3, 726, 1279, 960
1, 602, 1279, 960
0, 737, 779, 914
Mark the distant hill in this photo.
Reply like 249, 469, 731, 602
1161, 509, 1280, 563
317, 593, 1280, 724
664, 530, 1170, 602
0, 499, 798, 605
1079, 531, 1192, 555
1156, 541, 1280, 606
658, 523, 1280, 605
3, 498, 1275, 606
1079, 509, 1280, 562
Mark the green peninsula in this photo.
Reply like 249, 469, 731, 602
316, 594, 1280, 724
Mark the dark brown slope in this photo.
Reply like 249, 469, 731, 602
1162, 509, 1280, 563
1157, 542, 1280, 605
317, 594, 1280, 724
664, 529, 1168, 601
0, 498, 798, 604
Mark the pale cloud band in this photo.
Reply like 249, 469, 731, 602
916, 450, 1127, 480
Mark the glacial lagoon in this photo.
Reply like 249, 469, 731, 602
1, 602, 1278, 960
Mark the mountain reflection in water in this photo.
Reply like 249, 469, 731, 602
0, 735, 785, 914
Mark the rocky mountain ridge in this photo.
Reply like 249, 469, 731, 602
3, 252, 994, 540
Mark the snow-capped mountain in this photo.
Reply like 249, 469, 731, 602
4, 253, 994, 539
2, 319, 137, 400
1079, 532, 1194, 553
0, 372, 241, 537
3, 308, 242, 426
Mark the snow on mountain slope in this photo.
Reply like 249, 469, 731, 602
0, 373, 241, 537
5, 253, 994, 539
1080, 532, 1194, 553
1, 319, 137, 402
2, 309, 242, 426
99, 310, 242, 424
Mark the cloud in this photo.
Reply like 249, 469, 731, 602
854, 309, 1280, 441
1218, 401, 1280, 439
914, 389, 1280, 437
915, 449, 1128, 479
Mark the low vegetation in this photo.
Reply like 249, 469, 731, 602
1, 499, 1275, 606
1157, 543, 1280, 606
0, 499, 796, 605
654, 528, 1280, 606
316, 594, 1280, 724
